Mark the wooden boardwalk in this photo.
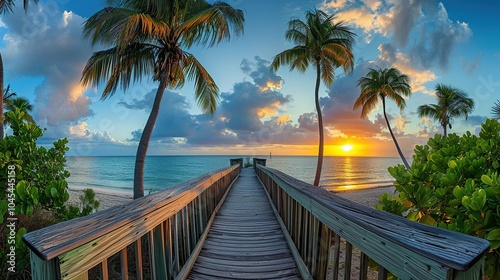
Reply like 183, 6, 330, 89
188, 168, 302, 279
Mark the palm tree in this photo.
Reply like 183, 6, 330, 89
0, 0, 38, 140
81, 0, 244, 199
4, 96, 35, 125
491, 100, 500, 119
417, 84, 475, 137
354, 67, 412, 169
270, 9, 355, 186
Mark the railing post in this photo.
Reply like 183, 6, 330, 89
253, 158, 267, 170
29, 252, 60, 280
229, 158, 243, 169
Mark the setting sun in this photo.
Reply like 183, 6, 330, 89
341, 144, 353, 153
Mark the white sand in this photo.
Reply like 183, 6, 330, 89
67, 185, 396, 211
335, 185, 396, 208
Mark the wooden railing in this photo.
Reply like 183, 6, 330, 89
23, 164, 240, 280
255, 164, 490, 280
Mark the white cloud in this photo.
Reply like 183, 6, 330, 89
2, 4, 94, 128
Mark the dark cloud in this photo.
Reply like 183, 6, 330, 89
123, 57, 292, 146
320, 58, 387, 137
121, 90, 197, 139
463, 115, 487, 127
409, 3, 471, 69
220, 81, 290, 132
297, 113, 317, 132
390, 0, 432, 46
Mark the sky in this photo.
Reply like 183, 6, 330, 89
1, 0, 499, 157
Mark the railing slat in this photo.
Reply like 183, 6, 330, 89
101, 259, 108, 280
344, 242, 353, 280
332, 234, 341, 280
24, 165, 240, 280
255, 165, 490, 280
134, 238, 143, 280
120, 247, 128, 280
151, 224, 167, 279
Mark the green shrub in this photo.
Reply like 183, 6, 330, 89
378, 118, 500, 278
0, 109, 99, 277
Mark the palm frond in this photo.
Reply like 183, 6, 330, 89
184, 54, 219, 115
355, 67, 412, 118
81, 43, 156, 99
492, 100, 500, 119
180, 1, 244, 48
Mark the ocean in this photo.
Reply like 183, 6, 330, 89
65, 156, 405, 195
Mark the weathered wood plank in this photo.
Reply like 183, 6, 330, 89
256, 166, 490, 279
187, 168, 301, 279
23, 166, 239, 261
175, 173, 239, 280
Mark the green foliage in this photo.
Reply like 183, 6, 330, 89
60, 188, 100, 221
378, 118, 500, 278
0, 110, 99, 276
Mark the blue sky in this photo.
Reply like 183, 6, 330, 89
2, 0, 499, 157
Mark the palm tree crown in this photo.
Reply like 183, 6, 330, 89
417, 84, 475, 137
271, 8, 355, 186
81, 0, 244, 198
4, 96, 35, 125
354, 67, 412, 169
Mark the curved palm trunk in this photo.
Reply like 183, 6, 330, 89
382, 97, 410, 169
0, 52, 4, 140
313, 63, 324, 186
133, 76, 168, 199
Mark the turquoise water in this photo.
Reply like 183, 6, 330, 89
65, 156, 404, 194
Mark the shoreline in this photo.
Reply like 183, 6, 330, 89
67, 184, 396, 211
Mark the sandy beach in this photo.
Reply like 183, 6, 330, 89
68, 184, 396, 211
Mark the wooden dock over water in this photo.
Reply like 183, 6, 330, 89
23, 159, 491, 280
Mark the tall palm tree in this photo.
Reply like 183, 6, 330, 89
4, 96, 34, 125
0, 0, 38, 140
81, 0, 244, 199
354, 67, 412, 169
417, 84, 475, 137
270, 9, 355, 186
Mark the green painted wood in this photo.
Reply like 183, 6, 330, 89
256, 165, 490, 280
151, 225, 167, 280
30, 251, 60, 280
449, 257, 485, 280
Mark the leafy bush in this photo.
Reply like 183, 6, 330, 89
378, 118, 500, 278
0, 109, 99, 277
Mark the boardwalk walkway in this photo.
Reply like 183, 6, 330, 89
188, 168, 301, 279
